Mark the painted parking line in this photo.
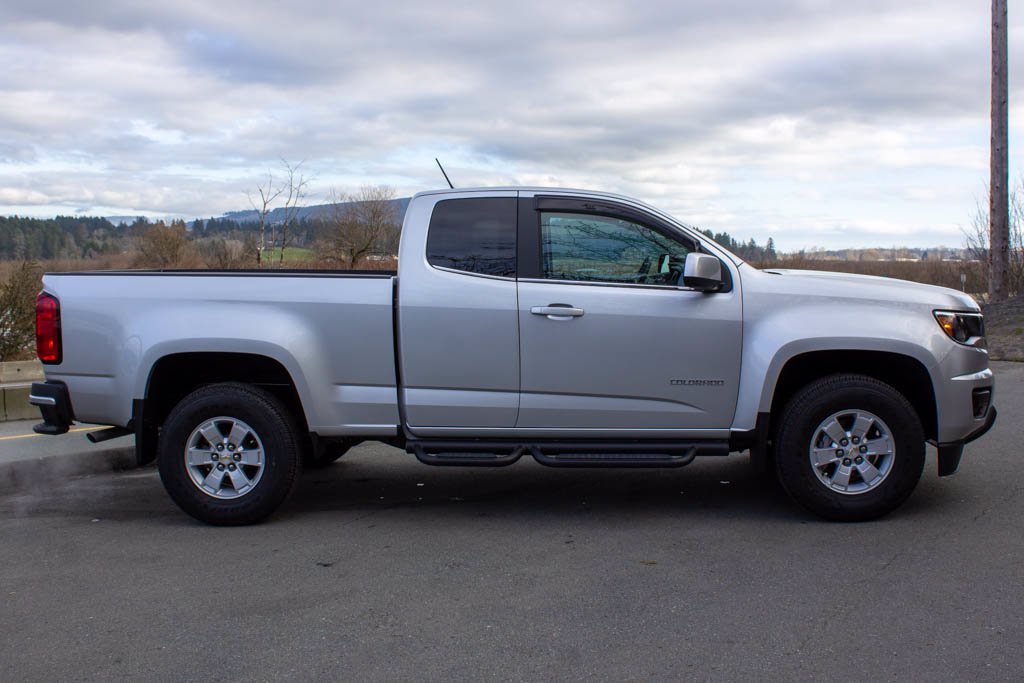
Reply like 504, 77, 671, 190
0, 426, 104, 442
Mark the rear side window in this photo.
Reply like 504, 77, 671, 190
426, 198, 516, 277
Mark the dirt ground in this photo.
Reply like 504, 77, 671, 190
983, 296, 1024, 360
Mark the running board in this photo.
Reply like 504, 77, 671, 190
529, 446, 696, 468
410, 444, 525, 467
407, 440, 729, 468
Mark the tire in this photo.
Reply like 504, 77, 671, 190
157, 383, 302, 525
774, 374, 925, 522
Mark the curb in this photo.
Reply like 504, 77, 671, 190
0, 447, 140, 495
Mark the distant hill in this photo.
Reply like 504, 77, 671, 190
221, 197, 412, 225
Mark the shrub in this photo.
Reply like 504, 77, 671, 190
0, 261, 43, 361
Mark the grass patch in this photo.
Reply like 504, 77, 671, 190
272, 247, 315, 263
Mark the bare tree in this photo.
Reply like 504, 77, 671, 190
319, 186, 399, 268
990, 0, 1010, 300
277, 160, 309, 264
248, 172, 283, 267
964, 179, 1024, 295
247, 161, 310, 266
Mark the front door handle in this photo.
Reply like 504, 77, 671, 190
531, 305, 585, 320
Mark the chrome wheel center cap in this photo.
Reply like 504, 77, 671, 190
184, 417, 265, 500
809, 409, 896, 496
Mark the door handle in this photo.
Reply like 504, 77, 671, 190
531, 305, 585, 320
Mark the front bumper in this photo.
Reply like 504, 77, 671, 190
29, 381, 74, 435
936, 405, 997, 477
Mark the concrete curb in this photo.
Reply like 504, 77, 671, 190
0, 447, 140, 495
1, 360, 45, 423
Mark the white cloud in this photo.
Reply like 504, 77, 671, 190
0, 0, 1020, 249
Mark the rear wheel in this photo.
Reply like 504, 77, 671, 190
157, 383, 302, 525
775, 374, 925, 521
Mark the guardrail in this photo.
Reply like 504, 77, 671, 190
0, 361, 44, 422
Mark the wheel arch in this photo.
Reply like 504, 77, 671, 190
766, 349, 938, 442
143, 351, 310, 435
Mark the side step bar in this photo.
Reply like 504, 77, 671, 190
410, 444, 525, 467
407, 440, 729, 468
529, 446, 696, 468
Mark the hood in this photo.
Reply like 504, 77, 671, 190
757, 268, 980, 311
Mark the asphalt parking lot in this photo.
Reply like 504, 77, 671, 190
2, 363, 1022, 681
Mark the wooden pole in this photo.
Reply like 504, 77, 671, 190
990, 0, 1010, 301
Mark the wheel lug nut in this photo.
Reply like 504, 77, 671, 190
228, 464, 236, 471
836, 449, 844, 457
228, 444, 235, 451
842, 458, 852, 466
233, 453, 240, 461
855, 456, 863, 464
840, 439, 849, 447
217, 444, 224, 451
217, 463, 225, 470
859, 445, 868, 453
210, 453, 218, 461
852, 437, 860, 444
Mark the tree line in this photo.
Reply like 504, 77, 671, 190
0, 216, 131, 260
0, 209, 393, 267
697, 228, 777, 262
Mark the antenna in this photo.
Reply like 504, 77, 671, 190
435, 158, 454, 189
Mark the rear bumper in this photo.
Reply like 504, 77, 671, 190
936, 405, 997, 477
29, 381, 74, 435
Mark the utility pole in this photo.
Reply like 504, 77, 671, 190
990, 0, 1009, 301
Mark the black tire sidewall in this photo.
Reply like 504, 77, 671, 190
157, 384, 301, 525
775, 376, 925, 522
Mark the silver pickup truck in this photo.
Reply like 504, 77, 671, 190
30, 187, 996, 524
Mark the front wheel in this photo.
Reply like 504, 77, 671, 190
157, 383, 302, 525
775, 374, 925, 522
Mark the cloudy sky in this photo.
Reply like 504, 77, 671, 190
0, 1, 1021, 250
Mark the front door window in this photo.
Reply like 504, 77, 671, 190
540, 212, 692, 286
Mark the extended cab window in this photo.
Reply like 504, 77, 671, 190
427, 198, 516, 277
540, 212, 692, 285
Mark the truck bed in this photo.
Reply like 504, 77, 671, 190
41, 270, 401, 435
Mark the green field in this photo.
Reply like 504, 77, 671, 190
274, 247, 315, 263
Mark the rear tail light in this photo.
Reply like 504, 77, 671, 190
36, 292, 62, 364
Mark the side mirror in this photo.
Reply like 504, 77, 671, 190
683, 253, 722, 291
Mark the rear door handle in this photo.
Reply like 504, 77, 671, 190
531, 305, 585, 320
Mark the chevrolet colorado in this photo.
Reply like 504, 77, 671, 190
29, 187, 996, 524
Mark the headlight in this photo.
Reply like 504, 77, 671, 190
934, 310, 985, 346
